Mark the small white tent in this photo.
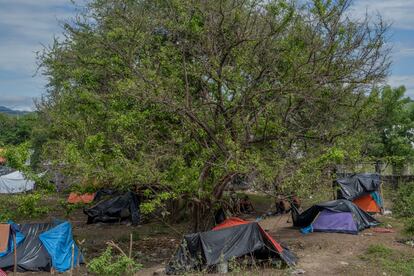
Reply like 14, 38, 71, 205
0, 171, 34, 194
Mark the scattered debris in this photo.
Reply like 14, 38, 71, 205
373, 228, 395, 233
383, 210, 392, 216
292, 268, 306, 274
397, 239, 414, 247
153, 268, 166, 275
339, 261, 349, 266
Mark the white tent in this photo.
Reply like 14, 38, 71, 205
0, 171, 34, 194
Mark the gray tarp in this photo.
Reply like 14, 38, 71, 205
0, 171, 34, 194
166, 221, 296, 274
336, 173, 381, 200
292, 199, 379, 231
0, 223, 52, 272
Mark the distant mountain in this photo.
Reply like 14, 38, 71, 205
0, 106, 30, 116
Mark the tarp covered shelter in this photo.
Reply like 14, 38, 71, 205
292, 199, 379, 234
0, 221, 81, 272
166, 218, 296, 274
336, 173, 383, 213
84, 191, 141, 225
0, 170, 34, 194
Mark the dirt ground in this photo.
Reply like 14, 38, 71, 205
7, 193, 414, 276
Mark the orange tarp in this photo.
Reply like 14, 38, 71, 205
0, 224, 10, 252
67, 192, 96, 204
353, 194, 381, 213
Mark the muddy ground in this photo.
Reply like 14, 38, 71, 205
8, 192, 414, 275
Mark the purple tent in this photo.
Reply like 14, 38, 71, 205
312, 210, 358, 234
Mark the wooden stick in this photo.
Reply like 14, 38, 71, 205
129, 233, 133, 259
13, 232, 17, 276
70, 243, 75, 276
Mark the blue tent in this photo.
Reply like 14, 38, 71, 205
39, 221, 81, 272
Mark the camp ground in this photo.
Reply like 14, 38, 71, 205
2, 0, 414, 274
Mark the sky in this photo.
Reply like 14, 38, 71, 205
1, 0, 414, 110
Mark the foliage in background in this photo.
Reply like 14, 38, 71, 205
392, 183, 414, 218
365, 85, 414, 169
87, 246, 142, 276
0, 113, 36, 147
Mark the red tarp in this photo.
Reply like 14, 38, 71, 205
67, 192, 96, 204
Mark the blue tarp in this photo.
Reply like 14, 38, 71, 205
300, 225, 313, 234
371, 191, 383, 208
0, 222, 25, 257
39, 221, 80, 272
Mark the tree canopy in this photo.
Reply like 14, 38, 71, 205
36, 0, 392, 229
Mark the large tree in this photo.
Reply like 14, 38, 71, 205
366, 85, 414, 170
37, 0, 390, 230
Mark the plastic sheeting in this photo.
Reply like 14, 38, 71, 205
166, 219, 296, 274
67, 192, 96, 204
336, 173, 381, 201
39, 221, 81, 272
292, 199, 379, 232
0, 223, 53, 272
0, 171, 34, 194
84, 191, 141, 225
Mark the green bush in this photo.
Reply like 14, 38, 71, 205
404, 218, 414, 237
17, 193, 49, 218
87, 246, 142, 276
393, 183, 414, 217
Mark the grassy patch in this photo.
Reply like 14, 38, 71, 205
362, 244, 414, 275
403, 218, 414, 237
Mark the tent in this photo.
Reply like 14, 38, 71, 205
335, 173, 383, 213
83, 191, 141, 225
0, 221, 81, 272
292, 199, 379, 234
0, 170, 34, 194
67, 192, 96, 204
166, 218, 296, 274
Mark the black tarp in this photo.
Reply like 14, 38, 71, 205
84, 191, 141, 225
292, 199, 379, 231
166, 221, 296, 274
336, 173, 381, 200
0, 223, 52, 272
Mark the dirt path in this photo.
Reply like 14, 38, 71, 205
259, 214, 409, 276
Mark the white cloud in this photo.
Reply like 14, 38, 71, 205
388, 75, 414, 98
351, 0, 414, 30
0, 95, 35, 111
0, 0, 81, 110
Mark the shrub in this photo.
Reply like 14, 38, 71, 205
404, 218, 414, 237
392, 183, 414, 217
17, 193, 49, 218
87, 246, 142, 276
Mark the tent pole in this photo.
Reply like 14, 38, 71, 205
13, 232, 17, 276
70, 243, 75, 276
